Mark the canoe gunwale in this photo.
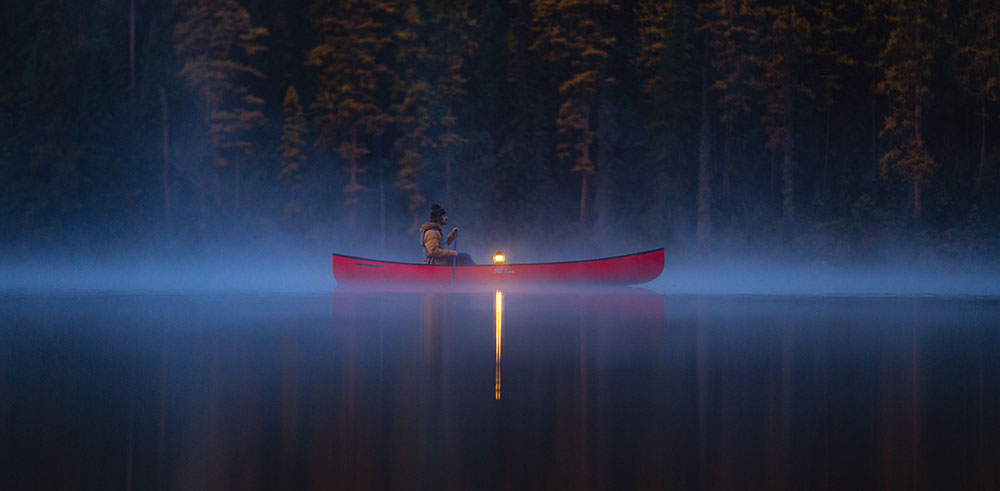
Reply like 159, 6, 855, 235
331, 248, 665, 267
332, 248, 664, 286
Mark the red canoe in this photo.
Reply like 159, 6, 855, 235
331, 248, 664, 286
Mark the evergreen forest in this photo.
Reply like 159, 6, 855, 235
2, 0, 998, 263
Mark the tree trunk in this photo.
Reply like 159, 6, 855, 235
782, 87, 796, 225
208, 100, 221, 210
914, 19, 923, 221
233, 158, 240, 219
770, 150, 776, 203
696, 46, 712, 248
871, 91, 878, 173
445, 149, 452, 208
347, 131, 359, 231
723, 124, 732, 215
594, 63, 614, 241
378, 147, 385, 254
160, 88, 171, 229
823, 111, 830, 185
445, 104, 453, 208
781, 10, 796, 227
347, 159, 358, 230
214, 163, 221, 210
981, 99, 987, 175
534, 104, 551, 223
578, 100, 593, 227
518, 0, 551, 232
129, 0, 135, 103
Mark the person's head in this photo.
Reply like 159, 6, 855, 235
429, 204, 447, 225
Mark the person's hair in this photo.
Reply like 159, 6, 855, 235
430, 203, 446, 221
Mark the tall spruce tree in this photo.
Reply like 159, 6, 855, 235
758, 0, 810, 225
279, 85, 307, 225
635, 0, 698, 241
636, 0, 698, 134
697, 34, 714, 248
955, 0, 1000, 175
636, 1, 676, 96
428, 0, 478, 209
808, 0, 859, 189
392, 2, 432, 226
700, 0, 764, 216
307, 0, 396, 230
531, 0, 619, 225
875, 0, 943, 219
173, 0, 268, 216
498, 0, 553, 232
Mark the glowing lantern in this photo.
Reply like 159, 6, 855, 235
493, 251, 506, 264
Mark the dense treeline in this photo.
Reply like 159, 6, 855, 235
1, 0, 997, 261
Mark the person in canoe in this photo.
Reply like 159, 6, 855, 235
420, 204, 475, 266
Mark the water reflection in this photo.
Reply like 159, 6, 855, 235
2, 293, 999, 490
423, 294, 443, 370
495, 290, 503, 400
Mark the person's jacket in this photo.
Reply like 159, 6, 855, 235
419, 221, 457, 265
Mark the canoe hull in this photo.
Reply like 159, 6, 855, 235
332, 248, 664, 286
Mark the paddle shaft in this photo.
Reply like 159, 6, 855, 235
450, 234, 457, 288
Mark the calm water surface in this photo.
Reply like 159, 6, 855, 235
2, 290, 999, 490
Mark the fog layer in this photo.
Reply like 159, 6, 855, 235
3, 252, 998, 297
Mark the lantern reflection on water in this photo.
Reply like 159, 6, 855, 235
495, 290, 503, 400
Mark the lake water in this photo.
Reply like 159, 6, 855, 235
2, 290, 999, 490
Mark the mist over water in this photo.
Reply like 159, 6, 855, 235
653, 259, 1000, 297
1, 250, 334, 293
3, 248, 999, 297
3, 245, 998, 489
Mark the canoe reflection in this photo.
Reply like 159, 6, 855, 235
325, 288, 667, 488
5, 294, 997, 489
348, 287, 665, 400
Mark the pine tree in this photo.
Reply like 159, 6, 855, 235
279, 85, 307, 225
636, 1, 676, 97
955, 0, 1000, 174
636, 0, 700, 241
496, 0, 553, 232
173, 0, 268, 215
875, 0, 942, 219
758, 0, 810, 225
307, 0, 396, 230
8, 1, 132, 244
636, 0, 698, 121
700, 0, 764, 214
392, 3, 432, 224
0, 86, 8, 170
808, 0, 859, 189
531, 0, 619, 225
697, 35, 714, 248
428, 0, 478, 209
